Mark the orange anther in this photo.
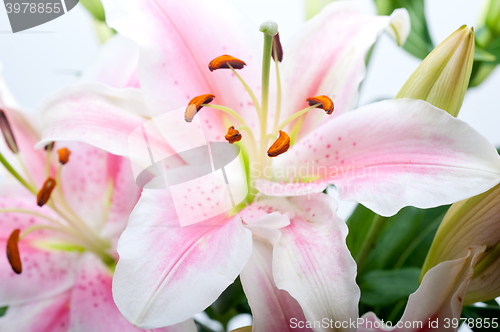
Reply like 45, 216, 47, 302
208, 55, 247, 72
7, 229, 22, 274
267, 130, 290, 157
37, 178, 56, 207
185, 94, 215, 122
58, 148, 71, 165
225, 126, 242, 144
306, 95, 335, 115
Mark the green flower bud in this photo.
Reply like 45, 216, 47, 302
396, 26, 475, 117
421, 184, 500, 305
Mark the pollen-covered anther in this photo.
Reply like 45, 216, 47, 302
185, 94, 215, 123
267, 130, 290, 157
7, 229, 22, 274
0, 109, 18, 154
225, 126, 242, 144
208, 55, 247, 72
37, 178, 56, 207
272, 33, 283, 62
58, 148, 71, 165
306, 95, 335, 115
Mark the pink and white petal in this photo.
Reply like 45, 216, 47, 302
272, 195, 359, 332
357, 246, 485, 332
112, 188, 253, 328
0, 291, 71, 332
0, 194, 79, 306
267, 99, 500, 217
37, 83, 150, 156
69, 254, 197, 332
102, 0, 262, 140
280, 2, 410, 139
240, 238, 311, 332
81, 34, 140, 88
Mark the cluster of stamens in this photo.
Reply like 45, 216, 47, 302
0, 109, 113, 274
183, 26, 334, 164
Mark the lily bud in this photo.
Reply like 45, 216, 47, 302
396, 25, 475, 117
421, 184, 500, 305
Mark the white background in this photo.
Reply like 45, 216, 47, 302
0, 0, 497, 330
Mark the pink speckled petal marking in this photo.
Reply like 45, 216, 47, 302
69, 254, 197, 332
357, 247, 485, 332
269, 99, 500, 217
112, 187, 252, 328
280, 2, 409, 140
101, 0, 262, 141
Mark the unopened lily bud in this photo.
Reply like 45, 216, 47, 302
421, 184, 500, 304
396, 25, 475, 117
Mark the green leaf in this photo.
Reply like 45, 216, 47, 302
0, 307, 6, 317
461, 306, 500, 331
374, 0, 434, 59
359, 268, 420, 306
346, 204, 378, 260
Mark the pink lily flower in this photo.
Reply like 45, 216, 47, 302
0, 61, 196, 331
34, 0, 500, 329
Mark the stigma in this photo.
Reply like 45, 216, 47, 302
208, 55, 246, 72
306, 95, 335, 115
267, 130, 290, 157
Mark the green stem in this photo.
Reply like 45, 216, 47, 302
277, 104, 319, 133
356, 215, 386, 268
259, 33, 273, 178
202, 104, 247, 127
0, 152, 37, 195
228, 65, 261, 115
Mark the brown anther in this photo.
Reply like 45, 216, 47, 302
271, 33, 283, 62
267, 130, 290, 157
58, 148, 71, 165
7, 229, 22, 274
0, 109, 18, 154
208, 55, 247, 72
185, 94, 215, 122
225, 126, 242, 144
37, 178, 56, 207
306, 95, 335, 115
44, 142, 55, 151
